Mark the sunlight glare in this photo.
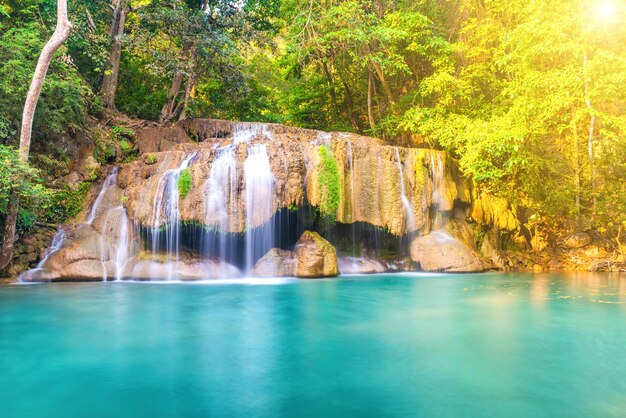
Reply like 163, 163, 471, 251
597, 1, 617, 21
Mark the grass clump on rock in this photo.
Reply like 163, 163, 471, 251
178, 169, 192, 199
317, 145, 340, 222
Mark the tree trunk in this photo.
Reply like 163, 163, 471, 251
367, 71, 376, 130
159, 71, 184, 123
100, 0, 128, 110
0, 0, 71, 272
0, 193, 20, 273
178, 71, 196, 122
340, 79, 363, 133
370, 59, 395, 109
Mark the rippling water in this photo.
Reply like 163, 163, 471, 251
1, 273, 625, 417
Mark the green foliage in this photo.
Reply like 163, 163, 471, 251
0, 5, 90, 143
93, 125, 137, 164
178, 169, 192, 199
0, 145, 49, 216
146, 153, 158, 165
317, 146, 340, 221
93, 128, 116, 164
44, 182, 92, 224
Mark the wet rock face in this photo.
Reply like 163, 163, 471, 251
119, 119, 471, 237
295, 231, 339, 278
410, 230, 487, 273
251, 248, 296, 277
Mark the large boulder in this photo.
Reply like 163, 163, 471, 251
564, 232, 593, 249
338, 257, 387, 274
60, 260, 113, 281
124, 257, 240, 281
251, 248, 296, 277
18, 269, 61, 282
295, 231, 338, 278
44, 226, 109, 271
410, 230, 487, 273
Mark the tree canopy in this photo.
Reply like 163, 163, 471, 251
0, 0, 625, 240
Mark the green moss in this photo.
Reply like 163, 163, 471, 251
93, 126, 137, 164
93, 128, 116, 164
415, 161, 426, 191
178, 169, 192, 199
317, 145, 340, 222
146, 153, 158, 165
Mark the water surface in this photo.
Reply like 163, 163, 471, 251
1, 273, 625, 417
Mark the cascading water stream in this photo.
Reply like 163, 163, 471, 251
244, 144, 275, 273
347, 141, 358, 262
98, 206, 132, 281
17, 229, 65, 282
204, 146, 238, 262
87, 168, 119, 224
394, 148, 416, 234
150, 152, 197, 280
233, 122, 273, 144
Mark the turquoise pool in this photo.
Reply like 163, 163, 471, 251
1, 273, 625, 417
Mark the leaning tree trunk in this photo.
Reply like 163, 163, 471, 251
100, 0, 128, 109
0, 0, 71, 272
178, 71, 196, 122
159, 71, 184, 124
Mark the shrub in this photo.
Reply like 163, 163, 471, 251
44, 182, 92, 224
146, 153, 157, 165
177, 169, 192, 199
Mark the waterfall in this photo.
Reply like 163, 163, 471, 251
394, 148, 416, 233
87, 168, 118, 224
17, 229, 65, 282
150, 152, 197, 280
204, 146, 238, 261
244, 144, 275, 273
98, 206, 132, 281
233, 122, 273, 144
347, 141, 358, 260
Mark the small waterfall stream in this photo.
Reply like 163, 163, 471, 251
150, 152, 197, 280
244, 144, 275, 272
17, 229, 66, 282
347, 141, 358, 261
233, 122, 273, 144
87, 168, 118, 224
204, 146, 238, 261
98, 206, 132, 281
394, 148, 416, 233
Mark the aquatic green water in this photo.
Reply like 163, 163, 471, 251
1, 273, 625, 418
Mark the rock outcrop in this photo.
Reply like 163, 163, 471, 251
251, 248, 296, 277
295, 231, 339, 278
338, 257, 387, 274
411, 229, 487, 273
118, 119, 471, 236
126, 257, 240, 281
564, 232, 593, 249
